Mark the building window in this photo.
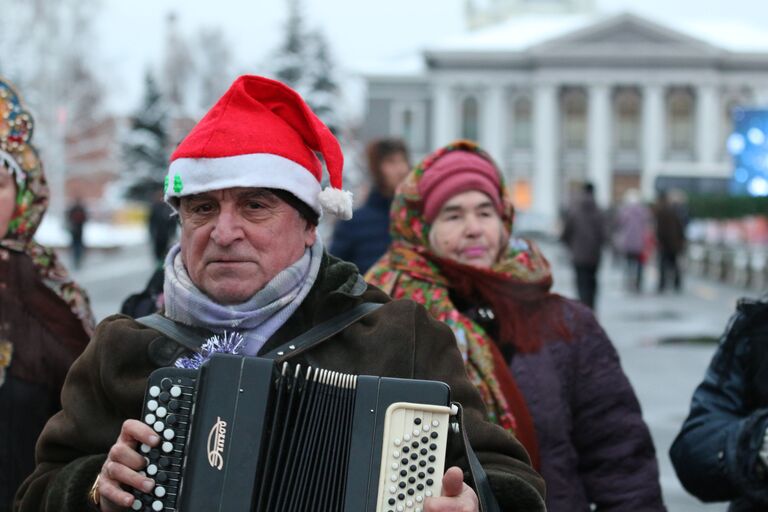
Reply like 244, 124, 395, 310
402, 109, 415, 148
614, 88, 640, 151
562, 88, 587, 150
390, 101, 426, 152
512, 96, 532, 149
461, 95, 480, 142
667, 88, 694, 154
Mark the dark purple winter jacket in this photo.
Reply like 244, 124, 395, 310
510, 299, 665, 512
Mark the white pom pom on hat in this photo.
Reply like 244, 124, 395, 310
165, 74, 353, 220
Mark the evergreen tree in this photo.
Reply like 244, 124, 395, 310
269, 0, 341, 135
197, 27, 234, 110
305, 30, 341, 135
274, 0, 305, 89
122, 71, 170, 201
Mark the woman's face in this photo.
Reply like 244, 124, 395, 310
379, 151, 411, 196
428, 190, 506, 269
0, 168, 17, 237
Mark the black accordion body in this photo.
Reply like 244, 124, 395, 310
131, 353, 454, 512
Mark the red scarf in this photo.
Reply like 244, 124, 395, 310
434, 254, 571, 354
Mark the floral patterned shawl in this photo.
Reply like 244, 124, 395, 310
0, 78, 95, 336
366, 140, 562, 438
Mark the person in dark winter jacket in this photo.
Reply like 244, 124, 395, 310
367, 140, 665, 512
147, 191, 177, 264
119, 266, 165, 318
654, 190, 686, 292
329, 137, 410, 272
65, 198, 87, 269
0, 78, 94, 512
670, 294, 768, 512
560, 182, 606, 309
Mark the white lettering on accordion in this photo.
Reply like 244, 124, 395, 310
207, 416, 227, 470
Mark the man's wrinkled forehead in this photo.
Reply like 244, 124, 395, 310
176, 187, 279, 208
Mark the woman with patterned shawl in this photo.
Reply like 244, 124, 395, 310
366, 140, 666, 512
0, 78, 94, 512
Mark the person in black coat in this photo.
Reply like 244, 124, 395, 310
329, 138, 410, 273
148, 191, 177, 264
670, 294, 768, 511
560, 182, 606, 310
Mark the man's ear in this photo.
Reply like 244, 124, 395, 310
304, 222, 317, 247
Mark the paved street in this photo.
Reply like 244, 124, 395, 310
67, 237, 763, 511
68, 242, 159, 322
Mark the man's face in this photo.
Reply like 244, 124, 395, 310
178, 187, 316, 305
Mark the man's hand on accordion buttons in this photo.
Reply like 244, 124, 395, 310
96, 419, 159, 511
424, 466, 479, 512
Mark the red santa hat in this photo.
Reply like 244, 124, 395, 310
165, 75, 353, 219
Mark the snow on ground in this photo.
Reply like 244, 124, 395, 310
34, 215, 148, 249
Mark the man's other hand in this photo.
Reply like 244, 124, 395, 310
424, 466, 479, 512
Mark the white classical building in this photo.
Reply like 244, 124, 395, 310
361, 0, 768, 229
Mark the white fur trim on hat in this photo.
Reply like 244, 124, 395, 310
166, 153, 322, 213
318, 187, 354, 220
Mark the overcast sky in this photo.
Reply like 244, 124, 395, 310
96, 0, 768, 115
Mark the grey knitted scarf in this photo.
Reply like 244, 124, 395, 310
163, 237, 323, 356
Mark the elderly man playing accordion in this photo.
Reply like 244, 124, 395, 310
14, 76, 544, 512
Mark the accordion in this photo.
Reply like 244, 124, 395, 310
130, 353, 455, 512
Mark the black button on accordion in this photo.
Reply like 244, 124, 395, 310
131, 353, 455, 512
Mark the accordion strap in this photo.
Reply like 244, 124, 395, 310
261, 302, 383, 362
136, 302, 383, 366
453, 402, 502, 512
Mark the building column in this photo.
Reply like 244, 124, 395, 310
482, 84, 505, 165
588, 84, 612, 207
432, 81, 454, 148
696, 84, 719, 165
641, 84, 664, 199
533, 83, 559, 231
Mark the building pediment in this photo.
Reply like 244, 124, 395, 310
530, 13, 721, 57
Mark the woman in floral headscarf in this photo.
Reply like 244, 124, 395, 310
366, 140, 665, 512
0, 78, 94, 512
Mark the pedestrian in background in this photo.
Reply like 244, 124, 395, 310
0, 78, 94, 512
615, 188, 652, 293
367, 140, 665, 512
655, 189, 686, 293
66, 197, 88, 269
147, 189, 177, 264
670, 294, 768, 511
560, 182, 606, 310
329, 137, 410, 272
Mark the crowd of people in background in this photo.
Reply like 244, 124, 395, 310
560, 182, 690, 312
3, 69, 768, 512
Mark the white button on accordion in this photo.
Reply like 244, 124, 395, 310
131, 353, 456, 512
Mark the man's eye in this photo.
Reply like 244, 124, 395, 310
246, 202, 263, 210
192, 203, 214, 214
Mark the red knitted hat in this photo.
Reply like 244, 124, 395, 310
419, 150, 502, 222
166, 75, 352, 219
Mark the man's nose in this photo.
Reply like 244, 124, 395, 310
210, 208, 244, 246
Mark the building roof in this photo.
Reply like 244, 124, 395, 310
361, 11, 768, 77
428, 11, 768, 53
